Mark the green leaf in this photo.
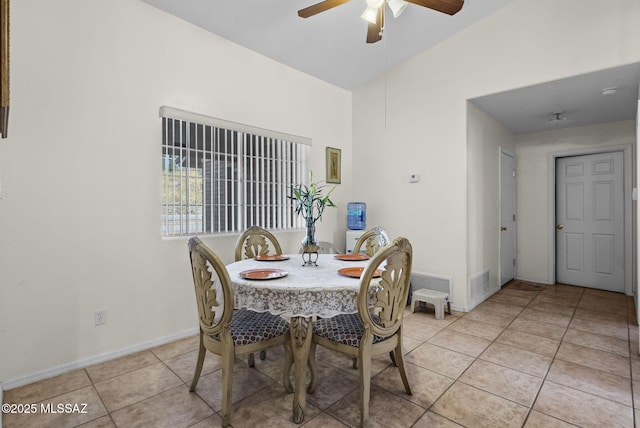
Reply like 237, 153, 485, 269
289, 169, 338, 224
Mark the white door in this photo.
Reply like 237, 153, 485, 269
499, 150, 516, 286
556, 152, 624, 292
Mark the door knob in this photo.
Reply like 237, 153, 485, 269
557, 224, 564, 230
500, 226, 507, 231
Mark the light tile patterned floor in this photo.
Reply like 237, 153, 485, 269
3, 284, 639, 427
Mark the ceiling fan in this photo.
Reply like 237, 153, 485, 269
298, 0, 464, 43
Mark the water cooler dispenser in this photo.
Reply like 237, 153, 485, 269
346, 202, 366, 253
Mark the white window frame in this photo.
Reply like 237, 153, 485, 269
160, 106, 310, 237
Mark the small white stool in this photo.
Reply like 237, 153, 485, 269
410, 288, 451, 320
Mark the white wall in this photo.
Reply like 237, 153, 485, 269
0, 0, 352, 385
467, 103, 515, 302
637, 92, 640, 328
516, 120, 636, 283
636, 85, 640, 302
2, 0, 640, 387
352, 0, 640, 309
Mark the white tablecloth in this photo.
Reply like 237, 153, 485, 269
226, 254, 372, 318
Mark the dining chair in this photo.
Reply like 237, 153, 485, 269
350, 225, 392, 369
234, 225, 283, 260
234, 225, 283, 364
351, 226, 394, 367
307, 236, 413, 427
188, 237, 291, 427
318, 241, 342, 254
297, 240, 342, 254
352, 225, 390, 257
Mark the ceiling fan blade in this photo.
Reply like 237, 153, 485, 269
298, 0, 352, 18
405, 0, 464, 15
366, 7, 384, 43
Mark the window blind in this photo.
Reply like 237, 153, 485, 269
161, 107, 310, 237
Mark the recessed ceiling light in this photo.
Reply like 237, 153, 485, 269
601, 87, 618, 95
548, 111, 567, 122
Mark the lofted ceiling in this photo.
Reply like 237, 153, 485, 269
142, 0, 639, 134
141, 0, 516, 90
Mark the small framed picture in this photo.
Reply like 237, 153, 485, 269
326, 147, 341, 184
0, 0, 9, 138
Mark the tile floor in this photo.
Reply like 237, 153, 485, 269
3, 283, 640, 427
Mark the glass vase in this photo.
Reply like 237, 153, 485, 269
301, 221, 319, 266
302, 222, 317, 247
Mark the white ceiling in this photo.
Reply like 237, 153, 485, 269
141, 0, 516, 90
471, 62, 640, 134
142, 0, 639, 134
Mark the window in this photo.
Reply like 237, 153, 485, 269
161, 107, 310, 237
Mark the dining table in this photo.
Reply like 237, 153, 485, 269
225, 252, 374, 423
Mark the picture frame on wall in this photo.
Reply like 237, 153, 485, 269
0, 0, 9, 138
326, 147, 341, 184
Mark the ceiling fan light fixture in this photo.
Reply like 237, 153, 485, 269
299, 0, 464, 43
548, 111, 567, 123
388, 0, 408, 18
361, 6, 379, 23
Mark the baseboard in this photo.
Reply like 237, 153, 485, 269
449, 303, 464, 313
2, 327, 199, 391
464, 286, 500, 313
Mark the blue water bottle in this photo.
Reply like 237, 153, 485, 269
347, 202, 366, 230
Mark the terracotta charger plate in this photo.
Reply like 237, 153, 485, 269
337, 267, 382, 278
239, 268, 288, 280
255, 254, 290, 261
334, 254, 370, 261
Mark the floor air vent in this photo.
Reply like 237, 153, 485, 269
469, 269, 490, 305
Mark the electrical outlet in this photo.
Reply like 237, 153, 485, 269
95, 310, 107, 326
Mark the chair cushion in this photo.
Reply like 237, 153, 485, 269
210, 308, 289, 346
312, 313, 387, 347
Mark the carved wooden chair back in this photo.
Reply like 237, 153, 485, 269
318, 241, 342, 254
309, 236, 413, 427
233, 226, 283, 364
297, 240, 342, 254
352, 225, 390, 257
188, 237, 234, 338
357, 236, 412, 339
187, 237, 291, 427
234, 225, 283, 261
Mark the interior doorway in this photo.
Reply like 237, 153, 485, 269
550, 146, 632, 294
499, 148, 516, 286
